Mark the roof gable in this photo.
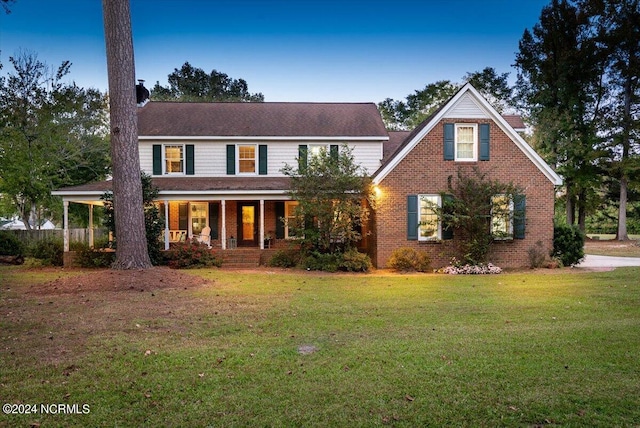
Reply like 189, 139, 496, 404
137, 102, 389, 139
373, 83, 562, 186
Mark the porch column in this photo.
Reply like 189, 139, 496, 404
88, 204, 94, 248
260, 199, 265, 250
63, 200, 69, 252
221, 200, 227, 250
164, 200, 170, 250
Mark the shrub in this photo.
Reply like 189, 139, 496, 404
340, 248, 372, 272
387, 247, 432, 272
27, 238, 63, 266
527, 240, 548, 269
0, 231, 24, 256
303, 251, 341, 272
74, 243, 115, 268
164, 240, 222, 269
267, 249, 302, 268
552, 224, 585, 267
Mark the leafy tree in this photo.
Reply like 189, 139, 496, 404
151, 62, 264, 102
0, 51, 110, 229
281, 145, 374, 253
102, 172, 163, 265
102, 0, 151, 269
585, 0, 640, 240
378, 68, 516, 130
514, 0, 608, 231
1, 0, 15, 14
439, 168, 524, 265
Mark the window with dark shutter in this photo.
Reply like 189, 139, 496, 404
298, 145, 308, 171
514, 195, 526, 239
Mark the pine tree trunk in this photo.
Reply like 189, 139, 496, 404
102, 0, 151, 269
616, 176, 629, 241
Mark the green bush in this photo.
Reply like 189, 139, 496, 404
267, 249, 302, 268
28, 238, 63, 266
552, 224, 585, 267
387, 247, 432, 272
164, 240, 222, 269
302, 249, 372, 272
0, 231, 24, 256
74, 243, 115, 268
303, 251, 341, 272
340, 248, 371, 272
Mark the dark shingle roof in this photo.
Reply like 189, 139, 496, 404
137, 102, 388, 138
384, 131, 411, 160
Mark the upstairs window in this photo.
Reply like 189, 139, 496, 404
455, 124, 477, 161
238, 145, 256, 174
165, 145, 184, 174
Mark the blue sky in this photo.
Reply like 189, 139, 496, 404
0, 0, 550, 102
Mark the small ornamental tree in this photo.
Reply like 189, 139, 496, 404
439, 167, 524, 265
281, 145, 374, 253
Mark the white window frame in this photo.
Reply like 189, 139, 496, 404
237, 144, 257, 175
189, 202, 209, 237
284, 201, 300, 239
418, 194, 442, 241
164, 144, 185, 174
455, 123, 478, 161
491, 194, 514, 240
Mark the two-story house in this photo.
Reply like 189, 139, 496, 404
53, 83, 562, 268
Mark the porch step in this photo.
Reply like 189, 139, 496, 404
221, 248, 262, 269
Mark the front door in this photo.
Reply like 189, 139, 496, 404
237, 202, 259, 246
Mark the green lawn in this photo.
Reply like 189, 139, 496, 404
1, 267, 639, 427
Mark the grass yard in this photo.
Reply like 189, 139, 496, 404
1, 266, 639, 427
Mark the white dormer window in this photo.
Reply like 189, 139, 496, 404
165, 145, 184, 174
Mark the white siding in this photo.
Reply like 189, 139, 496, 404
139, 139, 384, 177
444, 93, 489, 119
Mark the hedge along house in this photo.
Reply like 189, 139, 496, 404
371, 83, 562, 268
52, 89, 389, 257
52, 82, 561, 268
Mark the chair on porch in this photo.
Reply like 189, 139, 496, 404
197, 226, 211, 248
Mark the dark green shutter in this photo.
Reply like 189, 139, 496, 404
330, 144, 339, 161
186, 144, 195, 175
226, 145, 235, 175
275, 202, 285, 239
259, 145, 268, 175
298, 145, 308, 171
209, 203, 219, 240
178, 203, 188, 230
407, 195, 418, 240
444, 123, 455, 160
442, 194, 454, 240
153, 144, 162, 175
514, 195, 526, 239
479, 123, 490, 161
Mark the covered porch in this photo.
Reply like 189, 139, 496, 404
52, 177, 297, 256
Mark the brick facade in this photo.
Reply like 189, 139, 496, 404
372, 118, 556, 269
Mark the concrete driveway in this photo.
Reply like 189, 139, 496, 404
578, 254, 640, 268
